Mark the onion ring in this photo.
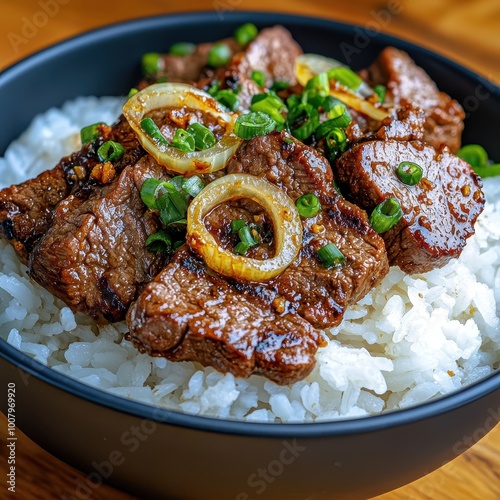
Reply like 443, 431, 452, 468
187, 174, 303, 281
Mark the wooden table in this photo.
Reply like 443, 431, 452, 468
0, 0, 499, 498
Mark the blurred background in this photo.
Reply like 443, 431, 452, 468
0, 0, 499, 82
0, 0, 499, 499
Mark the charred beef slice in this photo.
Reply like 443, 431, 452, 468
29, 156, 169, 324
360, 47, 465, 152
335, 140, 484, 273
127, 131, 388, 384
198, 26, 303, 110
0, 117, 142, 263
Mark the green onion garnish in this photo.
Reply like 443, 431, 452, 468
325, 128, 347, 161
296, 194, 322, 218
145, 229, 173, 253
207, 43, 231, 67
214, 89, 239, 111
396, 161, 423, 185
169, 42, 196, 57
186, 123, 216, 150
251, 70, 266, 88
287, 103, 320, 141
141, 117, 170, 148
250, 93, 286, 125
127, 88, 138, 99
374, 84, 386, 104
317, 243, 346, 268
270, 81, 290, 93
234, 23, 258, 46
457, 144, 489, 169
231, 219, 246, 233
327, 67, 363, 91
304, 72, 330, 99
457, 144, 500, 178
232, 222, 260, 255
97, 141, 125, 163
142, 52, 161, 77
156, 189, 189, 225
238, 225, 259, 246
171, 129, 195, 153
234, 112, 276, 139
80, 123, 104, 145
182, 175, 205, 197
140, 178, 163, 209
370, 198, 403, 233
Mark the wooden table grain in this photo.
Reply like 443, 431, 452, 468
0, 0, 499, 499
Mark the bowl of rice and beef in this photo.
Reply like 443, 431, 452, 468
0, 11, 499, 499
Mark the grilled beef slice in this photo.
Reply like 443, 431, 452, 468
335, 140, 484, 273
127, 131, 388, 384
360, 47, 465, 152
198, 26, 303, 111
0, 117, 141, 263
29, 156, 169, 323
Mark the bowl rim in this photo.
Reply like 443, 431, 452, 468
0, 10, 499, 438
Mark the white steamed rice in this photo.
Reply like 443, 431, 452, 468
0, 96, 499, 423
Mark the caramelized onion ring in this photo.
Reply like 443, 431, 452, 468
123, 83, 242, 173
187, 174, 303, 281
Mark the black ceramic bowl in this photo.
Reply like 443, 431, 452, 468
0, 11, 499, 500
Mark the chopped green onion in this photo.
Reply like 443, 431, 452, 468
234, 112, 276, 139
287, 103, 320, 141
396, 161, 423, 185
186, 123, 216, 150
234, 23, 258, 46
231, 219, 246, 233
146, 230, 173, 253
214, 89, 239, 111
141, 117, 170, 148
140, 178, 163, 209
182, 175, 205, 197
374, 84, 386, 103
157, 189, 189, 225
472, 163, 500, 178
207, 81, 221, 96
457, 144, 489, 168
80, 123, 104, 145
207, 43, 231, 67
270, 81, 290, 93
234, 241, 251, 255
304, 72, 330, 98
97, 141, 125, 163
250, 93, 286, 125
328, 67, 363, 91
251, 70, 266, 88
171, 129, 195, 153
127, 88, 138, 98
169, 42, 196, 56
238, 225, 259, 246
296, 194, 322, 218
324, 128, 347, 161
370, 198, 403, 233
142, 52, 161, 77
317, 243, 346, 268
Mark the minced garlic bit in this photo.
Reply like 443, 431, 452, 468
273, 296, 287, 314
91, 162, 116, 184
311, 223, 324, 234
